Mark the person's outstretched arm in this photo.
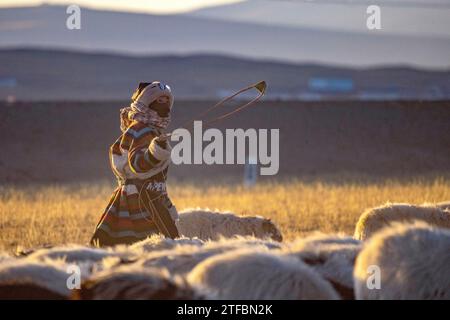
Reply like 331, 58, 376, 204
120, 122, 171, 174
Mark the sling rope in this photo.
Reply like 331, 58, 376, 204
160, 80, 267, 140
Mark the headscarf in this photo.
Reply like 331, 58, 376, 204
120, 82, 173, 132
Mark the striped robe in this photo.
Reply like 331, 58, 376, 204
91, 121, 178, 246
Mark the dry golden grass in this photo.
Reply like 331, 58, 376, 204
1, 177, 450, 253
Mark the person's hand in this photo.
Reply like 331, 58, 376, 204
155, 135, 168, 148
149, 136, 172, 162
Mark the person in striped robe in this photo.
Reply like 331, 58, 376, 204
90, 82, 180, 247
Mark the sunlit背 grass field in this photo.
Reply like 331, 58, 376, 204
1, 177, 450, 253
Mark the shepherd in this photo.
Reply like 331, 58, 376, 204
90, 81, 179, 247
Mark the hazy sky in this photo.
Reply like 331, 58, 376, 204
2, 0, 450, 11
0, 0, 244, 13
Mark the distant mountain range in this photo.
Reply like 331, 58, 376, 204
0, 48, 449, 101
0, 4, 449, 69
190, 0, 450, 39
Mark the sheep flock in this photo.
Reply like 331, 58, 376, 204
0, 205, 449, 300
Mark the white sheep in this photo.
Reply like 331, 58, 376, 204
23, 243, 143, 276
354, 222, 450, 300
130, 236, 281, 275
437, 201, 450, 211
0, 258, 72, 299
73, 265, 205, 300
177, 208, 283, 242
25, 244, 129, 263
354, 203, 450, 240
283, 233, 362, 299
187, 248, 340, 300
129, 234, 204, 252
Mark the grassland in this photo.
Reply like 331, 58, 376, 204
1, 177, 450, 253
1, 100, 449, 252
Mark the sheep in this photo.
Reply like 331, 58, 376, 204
72, 265, 205, 300
14, 244, 55, 257
0, 258, 73, 299
214, 235, 283, 249
187, 248, 340, 300
177, 208, 283, 242
21, 243, 142, 277
130, 236, 281, 275
437, 201, 450, 211
354, 203, 450, 240
129, 234, 205, 252
0, 253, 13, 264
283, 233, 362, 299
25, 244, 130, 263
354, 222, 450, 300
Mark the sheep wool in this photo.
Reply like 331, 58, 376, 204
177, 208, 283, 242
133, 243, 261, 275
130, 234, 204, 252
354, 222, 450, 300
25, 244, 127, 263
284, 233, 362, 299
187, 249, 340, 300
437, 200, 450, 211
0, 259, 73, 299
354, 203, 450, 240
73, 266, 203, 300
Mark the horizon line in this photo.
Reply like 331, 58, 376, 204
1, 46, 449, 73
